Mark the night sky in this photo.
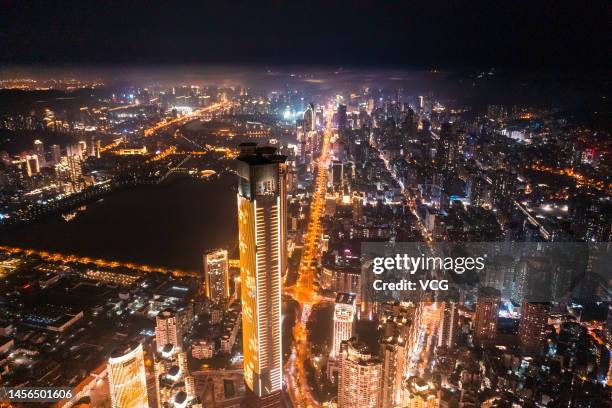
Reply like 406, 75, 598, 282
0, 0, 609, 69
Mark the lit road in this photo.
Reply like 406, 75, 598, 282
98, 102, 227, 153
0, 245, 197, 277
378, 146, 441, 377
143, 102, 228, 137
295, 107, 332, 305
284, 105, 334, 408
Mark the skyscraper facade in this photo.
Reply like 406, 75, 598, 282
332, 292, 356, 358
236, 143, 286, 407
203, 248, 230, 300
518, 302, 550, 353
338, 338, 382, 408
473, 288, 500, 346
380, 333, 407, 408
50, 144, 61, 164
108, 343, 149, 408
156, 308, 182, 352
438, 301, 458, 349
33, 139, 45, 167
154, 343, 195, 408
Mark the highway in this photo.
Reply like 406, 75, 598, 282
284, 105, 334, 408
143, 102, 228, 137
378, 146, 441, 377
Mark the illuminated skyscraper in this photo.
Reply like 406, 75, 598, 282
378, 303, 412, 408
331, 160, 343, 188
436, 122, 459, 171
154, 344, 195, 408
50, 144, 61, 164
337, 104, 348, 131
473, 287, 500, 347
296, 119, 306, 164
352, 191, 364, 223
58, 155, 83, 190
518, 301, 550, 353
236, 143, 286, 407
156, 308, 182, 352
67, 142, 83, 158
380, 333, 407, 408
338, 338, 381, 408
108, 343, 149, 408
78, 140, 87, 157
331, 293, 356, 358
303, 102, 315, 132
24, 154, 40, 177
33, 139, 45, 166
437, 301, 458, 349
203, 248, 230, 300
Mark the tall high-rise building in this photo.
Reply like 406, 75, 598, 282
473, 287, 500, 346
296, 120, 306, 164
236, 143, 286, 407
87, 136, 101, 158
50, 144, 61, 164
78, 140, 87, 157
331, 161, 344, 188
67, 142, 83, 158
338, 338, 382, 408
380, 333, 407, 408
352, 191, 364, 223
57, 155, 84, 191
303, 102, 315, 132
33, 139, 45, 166
332, 293, 356, 358
436, 122, 458, 171
156, 308, 182, 352
337, 104, 348, 131
378, 303, 412, 408
518, 301, 550, 353
203, 248, 230, 300
24, 155, 40, 177
438, 302, 458, 349
154, 343, 195, 408
108, 343, 149, 408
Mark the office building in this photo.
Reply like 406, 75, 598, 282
303, 102, 315, 132
203, 248, 230, 300
25, 154, 40, 176
337, 104, 348, 131
108, 343, 149, 408
518, 302, 550, 353
438, 302, 458, 349
33, 139, 45, 166
156, 308, 182, 352
236, 143, 286, 407
338, 338, 381, 408
67, 142, 83, 158
380, 333, 407, 408
332, 161, 343, 188
332, 293, 356, 358
50, 144, 61, 164
154, 343, 195, 408
473, 287, 500, 346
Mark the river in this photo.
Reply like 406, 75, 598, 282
0, 175, 238, 272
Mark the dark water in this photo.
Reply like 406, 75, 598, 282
0, 175, 238, 272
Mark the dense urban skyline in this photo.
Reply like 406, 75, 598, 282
0, 3, 610, 408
